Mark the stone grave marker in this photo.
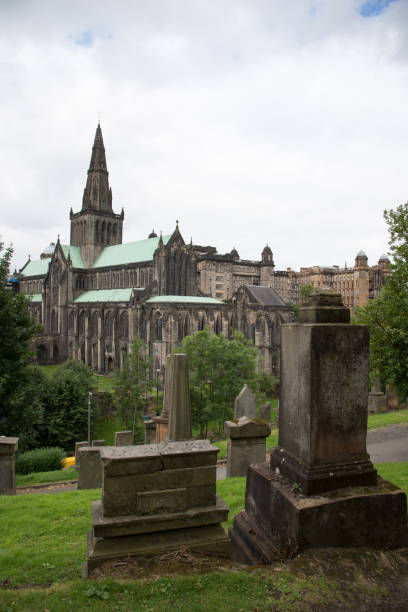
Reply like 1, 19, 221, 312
224, 416, 270, 477
114, 431, 133, 446
0, 436, 19, 495
368, 378, 386, 414
234, 385, 256, 419
229, 288, 408, 564
167, 354, 192, 441
83, 353, 229, 576
78, 447, 103, 490
74, 441, 88, 469
386, 383, 399, 411
259, 402, 271, 423
92, 439, 105, 447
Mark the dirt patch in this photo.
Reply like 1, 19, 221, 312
16, 480, 78, 495
89, 545, 408, 611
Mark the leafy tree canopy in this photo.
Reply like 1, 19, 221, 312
353, 202, 408, 399
0, 240, 39, 440
175, 329, 259, 436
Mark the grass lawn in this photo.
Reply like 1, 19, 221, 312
1, 462, 406, 611
39, 365, 115, 393
16, 469, 78, 487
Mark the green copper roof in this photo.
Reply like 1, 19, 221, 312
74, 288, 143, 303
147, 296, 223, 304
92, 235, 171, 269
28, 294, 42, 302
61, 245, 85, 269
20, 259, 50, 277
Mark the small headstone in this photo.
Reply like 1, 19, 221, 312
92, 439, 105, 447
0, 436, 19, 495
234, 385, 256, 419
167, 354, 192, 442
78, 447, 102, 489
368, 378, 386, 414
74, 441, 88, 469
259, 402, 271, 423
114, 431, 133, 446
386, 383, 399, 411
224, 416, 271, 478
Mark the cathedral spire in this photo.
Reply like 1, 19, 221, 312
88, 123, 107, 173
81, 123, 112, 212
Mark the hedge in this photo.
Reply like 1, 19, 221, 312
15, 447, 66, 475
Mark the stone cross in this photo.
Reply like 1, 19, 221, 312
167, 353, 192, 442
234, 384, 256, 419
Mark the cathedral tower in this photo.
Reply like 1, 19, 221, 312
70, 124, 124, 267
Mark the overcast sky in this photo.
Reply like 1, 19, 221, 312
1, 0, 408, 273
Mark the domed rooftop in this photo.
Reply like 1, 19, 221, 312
230, 247, 239, 259
148, 230, 158, 238
262, 244, 272, 254
379, 253, 390, 262
356, 249, 367, 258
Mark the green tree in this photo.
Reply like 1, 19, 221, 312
353, 202, 408, 398
176, 329, 258, 437
113, 336, 152, 440
300, 283, 314, 303
0, 240, 40, 440
39, 360, 95, 450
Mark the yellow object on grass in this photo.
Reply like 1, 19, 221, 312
62, 456, 75, 468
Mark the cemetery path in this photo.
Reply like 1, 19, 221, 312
367, 423, 408, 463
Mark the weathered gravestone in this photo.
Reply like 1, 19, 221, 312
114, 431, 133, 446
78, 447, 103, 490
74, 441, 88, 469
368, 378, 386, 414
259, 402, 271, 424
229, 288, 408, 564
386, 383, 399, 411
0, 436, 19, 495
92, 439, 106, 447
224, 416, 270, 478
234, 385, 256, 419
83, 353, 229, 576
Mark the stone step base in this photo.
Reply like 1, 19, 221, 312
229, 465, 408, 565
92, 494, 229, 538
83, 523, 230, 576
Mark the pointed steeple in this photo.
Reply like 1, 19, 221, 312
81, 123, 113, 213
89, 123, 107, 172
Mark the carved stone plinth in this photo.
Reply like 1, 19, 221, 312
230, 464, 408, 564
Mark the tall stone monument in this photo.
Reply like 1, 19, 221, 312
229, 289, 408, 563
83, 353, 229, 576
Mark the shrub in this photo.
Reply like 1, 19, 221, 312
15, 447, 66, 475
